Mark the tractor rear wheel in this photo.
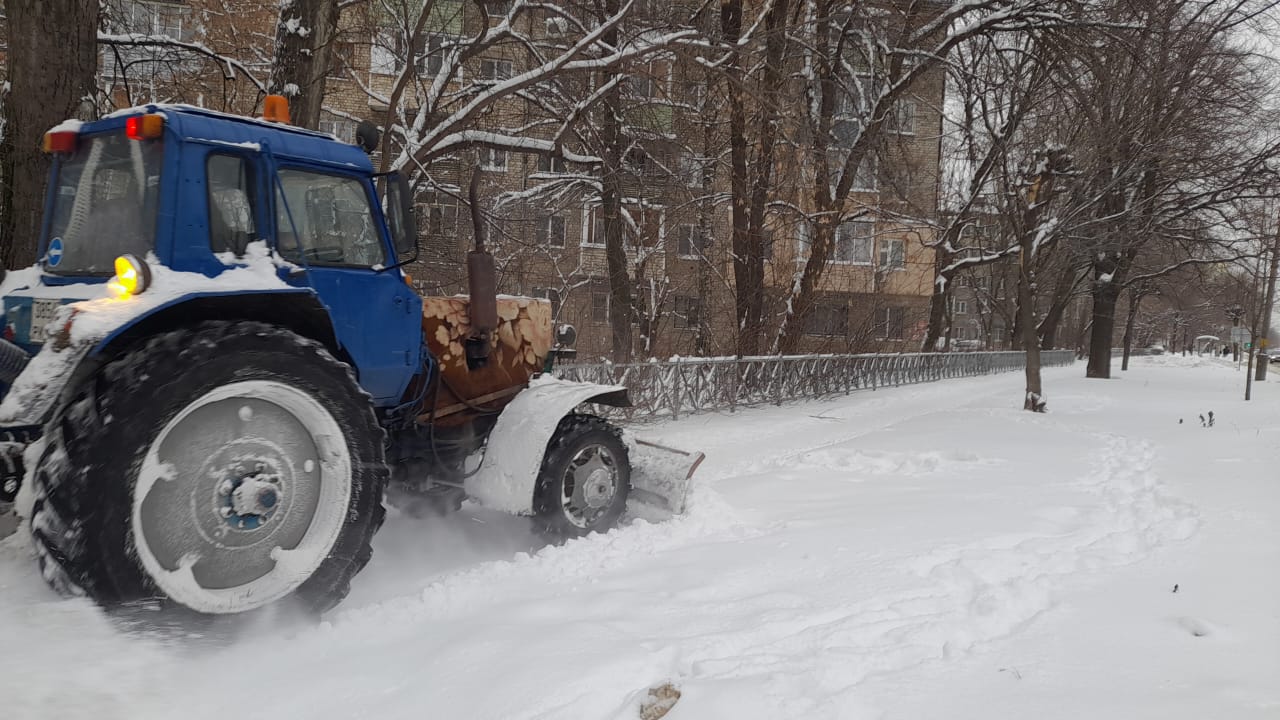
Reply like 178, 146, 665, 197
532, 414, 630, 540
30, 321, 386, 619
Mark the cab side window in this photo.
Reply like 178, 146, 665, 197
274, 168, 386, 267
207, 154, 257, 255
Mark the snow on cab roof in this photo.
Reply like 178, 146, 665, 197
84, 103, 372, 170
103, 103, 334, 139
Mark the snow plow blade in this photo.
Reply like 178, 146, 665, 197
626, 438, 704, 520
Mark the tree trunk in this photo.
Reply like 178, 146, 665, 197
0, 0, 99, 270
921, 253, 951, 352
1018, 251, 1044, 411
1255, 225, 1280, 380
721, 0, 754, 356
775, 221, 835, 354
599, 6, 632, 363
1016, 151, 1066, 411
1120, 287, 1143, 372
269, 0, 339, 129
1086, 280, 1121, 378
723, 0, 788, 357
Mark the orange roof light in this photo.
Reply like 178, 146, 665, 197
263, 95, 290, 124
125, 114, 164, 141
42, 131, 78, 154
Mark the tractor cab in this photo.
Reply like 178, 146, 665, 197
3, 102, 422, 403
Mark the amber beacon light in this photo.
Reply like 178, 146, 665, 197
263, 95, 290, 124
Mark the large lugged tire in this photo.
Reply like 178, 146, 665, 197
532, 414, 630, 540
30, 321, 386, 618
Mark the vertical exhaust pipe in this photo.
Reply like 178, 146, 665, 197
466, 169, 498, 369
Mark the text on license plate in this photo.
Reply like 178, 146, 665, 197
30, 299, 62, 343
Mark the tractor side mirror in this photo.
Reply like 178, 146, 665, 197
382, 171, 418, 259
355, 120, 380, 154
555, 323, 577, 348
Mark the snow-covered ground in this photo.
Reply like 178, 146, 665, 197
1, 355, 1277, 719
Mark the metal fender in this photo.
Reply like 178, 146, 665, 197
0, 288, 328, 428
465, 378, 629, 515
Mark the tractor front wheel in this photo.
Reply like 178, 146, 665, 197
30, 321, 386, 618
532, 415, 630, 540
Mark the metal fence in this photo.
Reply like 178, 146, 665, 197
556, 350, 1077, 422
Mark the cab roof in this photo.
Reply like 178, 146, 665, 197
84, 104, 374, 173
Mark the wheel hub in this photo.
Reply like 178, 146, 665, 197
583, 468, 614, 509
216, 462, 284, 530
562, 444, 619, 528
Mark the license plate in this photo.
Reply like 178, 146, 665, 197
30, 299, 62, 343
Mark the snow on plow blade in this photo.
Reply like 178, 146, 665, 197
626, 438, 704, 520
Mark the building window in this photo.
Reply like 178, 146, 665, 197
532, 287, 561, 317
318, 117, 356, 144
625, 147, 649, 173
679, 154, 707, 186
421, 34, 452, 75
534, 214, 565, 248
681, 79, 706, 108
677, 225, 710, 258
479, 58, 513, 82
479, 147, 507, 171
878, 306, 906, 340
834, 221, 874, 264
950, 299, 968, 315
805, 303, 849, 336
878, 237, 905, 270
628, 63, 666, 99
627, 207, 661, 249
851, 154, 877, 191
125, 0, 193, 41
834, 74, 873, 118
537, 154, 566, 174
327, 41, 356, 80
424, 203, 458, 238
372, 31, 454, 76
673, 295, 701, 329
888, 99, 916, 135
582, 207, 605, 247
591, 290, 609, 323
483, 0, 513, 15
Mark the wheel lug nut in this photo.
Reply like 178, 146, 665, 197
220, 507, 232, 518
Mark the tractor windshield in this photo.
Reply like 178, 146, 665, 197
44, 132, 163, 275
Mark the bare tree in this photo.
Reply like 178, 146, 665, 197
1015, 147, 1071, 411
1054, 0, 1280, 378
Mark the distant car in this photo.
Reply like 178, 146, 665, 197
1269, 353, 1280, 365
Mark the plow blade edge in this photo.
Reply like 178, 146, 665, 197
626, 438, 704, 519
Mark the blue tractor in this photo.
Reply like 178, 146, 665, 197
0, 99, 698, 619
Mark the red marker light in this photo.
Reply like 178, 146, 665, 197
126, 114, 164, 141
